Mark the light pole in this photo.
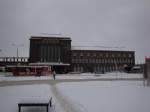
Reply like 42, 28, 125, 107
0, 49, 2, 58
12, 43, 24, 58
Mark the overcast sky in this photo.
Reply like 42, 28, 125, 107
0, 0, 150, 63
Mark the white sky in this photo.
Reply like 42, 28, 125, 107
0, 0, 150, 63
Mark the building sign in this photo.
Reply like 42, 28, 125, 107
42, 39, 59, 44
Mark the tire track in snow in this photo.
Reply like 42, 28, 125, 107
51, 85, 87, 112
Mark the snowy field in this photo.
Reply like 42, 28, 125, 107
56, 81, 150, 112
0, 84, 65, 112
1, 81, 150, 112
0, 84, 52, 112
0, 72, 149, 112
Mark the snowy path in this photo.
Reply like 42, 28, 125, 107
51, 84, 88, 112
51, 85, 77, 112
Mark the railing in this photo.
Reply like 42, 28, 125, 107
0, 57, 28, 62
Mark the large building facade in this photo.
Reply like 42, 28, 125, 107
71, 50, 135, 73
29, 36, 135, 73
29, 36, 71, 63
29, 36, 71, 73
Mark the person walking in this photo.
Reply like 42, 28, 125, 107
53, 70, 56, 80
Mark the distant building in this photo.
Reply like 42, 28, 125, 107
29, 36, 71, 73
71, 50, 135, 73
29, 36, 135, 73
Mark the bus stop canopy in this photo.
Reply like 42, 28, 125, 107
29, 62, 70, 66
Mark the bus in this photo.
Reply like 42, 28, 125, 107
6, 65, 52, 76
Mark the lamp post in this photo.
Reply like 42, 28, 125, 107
12, 43, 24, 58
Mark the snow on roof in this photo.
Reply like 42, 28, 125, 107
30, 33, 71, 40
71, 46, 129, 51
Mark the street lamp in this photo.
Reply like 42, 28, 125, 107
12, 43, 24, 58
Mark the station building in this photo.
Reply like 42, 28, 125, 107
29, 36, 135, 73
29, 36, 71, 73
71, 50, 134, 73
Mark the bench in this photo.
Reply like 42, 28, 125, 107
18, 97, 52, 112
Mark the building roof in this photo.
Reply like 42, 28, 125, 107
71, 46, 134, 52
30, 36, 71, 41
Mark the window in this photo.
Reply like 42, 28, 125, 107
123, 54, 126, 57
129, 54, 132, 58
99, 53, 102, 57
80, 53, 83, 57
93, 53, 97, 57
106, 53, 108, 57
73, 53, 77, 57
87, 53, 90, 57
118, 54, 121, 57
85, 59, 88, 63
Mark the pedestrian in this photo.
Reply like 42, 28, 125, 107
53, 70, 56, 80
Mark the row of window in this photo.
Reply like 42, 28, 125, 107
72, 52, 133, 58
73, 65, 123, 72
72, 58, 133, 64
40, 45, 61, 62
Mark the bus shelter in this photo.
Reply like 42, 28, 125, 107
29, 62, 70, 74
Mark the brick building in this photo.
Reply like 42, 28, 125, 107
29, 36, 135, 73
71, 50, 134, 73
29, 36, 71, 73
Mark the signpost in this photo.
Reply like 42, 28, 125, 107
144, 57, 150, 86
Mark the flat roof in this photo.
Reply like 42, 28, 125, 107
71, 49, 134, 53
30, 36, 71, 40
71, 46, 134, 52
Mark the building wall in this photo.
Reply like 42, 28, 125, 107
29, 36, 135, 73
71, 50, 135, 73
29, 36, 71, 64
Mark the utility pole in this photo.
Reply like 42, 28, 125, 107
12, 43, 24, 58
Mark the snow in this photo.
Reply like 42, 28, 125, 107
0, 72, 143, 82
0, 84, 64, 112
56, 81, 150, 112
0, 75, 52, 82
53, 73, 143, 80
0, 85, 52, 112
0, 72, 148, 112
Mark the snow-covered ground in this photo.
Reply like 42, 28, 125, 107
0, 72, 148, 112
0, 72, 143, 82
56, 81, 150, 112
0, 84, 65, 112
0, 84, 51, 112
